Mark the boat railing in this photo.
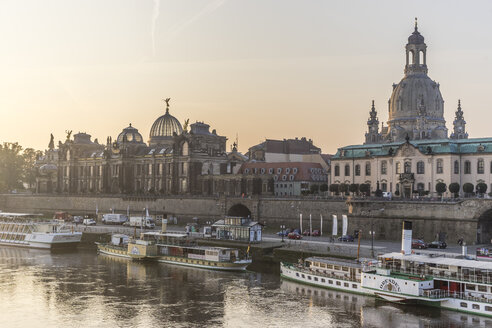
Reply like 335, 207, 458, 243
380, 264, 492, 285
282, 263, 359, 283
420, 289, 492, 304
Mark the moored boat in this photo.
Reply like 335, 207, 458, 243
281, 220, 492, 317
0, 212, 82, 249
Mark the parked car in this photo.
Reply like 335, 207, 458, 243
277, 229, 290, 237
338, 235, 354, 242
288, 232, 302, 240
72, 216, 83, 224
382, 192, 392, 200
83, 218, 96, 226
428, 240, 447, 249
411, 239, 427, 249
311, 230, 320, 237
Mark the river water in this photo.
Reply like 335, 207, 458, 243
0, 247, 489, 328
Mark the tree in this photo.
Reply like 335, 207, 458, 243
339, 183, 349, 195
349, 183, 359, 195
0, 142, 25, 192
359, 183, 370, 196
449, 183, 460, 198
329, 184, 339, 194
435, 182, 447, 195
319, 183, 328, 192
477, 182, 488, 195
22, 148, 42, 190
310, 184, 319, 194
463, 183, 474, 196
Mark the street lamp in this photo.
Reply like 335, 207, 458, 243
280, 224, 286, 242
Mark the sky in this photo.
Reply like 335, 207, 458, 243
1, 0, 492, 154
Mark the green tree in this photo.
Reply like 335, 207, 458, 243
449, 182, 460, 198
329, 184, 339, 194
22, 148, 42, 190
310, 184, 319, 194
339, 183, 349, 195
477, 182, 488, 195
319, 183, 328, 192
436, 182, 447, 195
349, 183, 359, 195
359, 183, 370, 196
463, 183, 474, 196
0, 142, 25, 192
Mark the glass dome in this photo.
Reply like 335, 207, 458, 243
149, 107, 183, 145
117, 124, 144, 144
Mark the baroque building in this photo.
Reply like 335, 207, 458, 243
330, 21, 492, 198
36, 101, 230, 195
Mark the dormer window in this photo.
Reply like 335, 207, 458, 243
285, 168, 291, 174
277, 168, 282, 174
269, 168, 274, 174
293, 168, 298, 174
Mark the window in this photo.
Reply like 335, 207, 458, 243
355, 164, 361, 176
381, 183, 387, 192
417, 183, 425, 193
485, 306, 492, 312
344, 283, 349, 287
381, 161, 387, 175
460, 302, 468, 308
260, 168, 265, 174
365, 162, 371, 176
269, 168, 274, 174
454, 160, 459, 174
352, 284, 357, 289
404, 161, 411, 173
478, 159, 484, 174
336, 281, 341, 286
472, 304, 480, 310
465, 161, 471, 174
417, 161, 425, 174
396, 162, 401, 174
344, 164, 350, 176
478, 285, 487, 292
334, 165, 340, 176
285, 168, 290, 174
277, 168, 282, 174
293, 168, 298, 174
436, 159, 443, 174
321, 279, 325, 283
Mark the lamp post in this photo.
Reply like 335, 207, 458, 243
280, 224, 285, 242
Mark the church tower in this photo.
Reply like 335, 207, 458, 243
450, 100, 468, 139
365, 100, 383, 144
384, 19, 447, 142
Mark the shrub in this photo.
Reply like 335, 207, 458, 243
435, 182, 447, 195
349, 183, 359, 194
329, 184, 339, 194
319, 184, 328, 192
339, 183, 349, 194
359, 183, 370, 195
310, 184, 319, 194
476, 182, 488, 195
449, 183, 460, 197
463, 183, 474, 196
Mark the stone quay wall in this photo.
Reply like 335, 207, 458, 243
1, 194, 491, 245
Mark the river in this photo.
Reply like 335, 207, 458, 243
0, 247, 488, 328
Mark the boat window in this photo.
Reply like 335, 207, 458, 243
478, 285, 487, 292
485, 306, 492, 312
329, 280, 333, 284
466, 284, 476, 291
342, 267, 349, 272
336, 281, 341, 286
460, 302, 468, 308
314, 277, 318, 282
296, 273, 299, 277
320, 263, 326, 268
472, 304, 480, 310
327, 265, 333, 269
344, 283, 349, 287
321, 279, 325, 283
302, 274, 305, 278
334, 266, 340, 270
307, 276, 312, 280
352, 284, 357, 289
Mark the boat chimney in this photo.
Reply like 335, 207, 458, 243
162, 218, 167, 233
401, 221, 412, 255
462, 244, 467, 257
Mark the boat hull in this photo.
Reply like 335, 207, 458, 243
156, 256, 251, 271
0, 232, 82, 249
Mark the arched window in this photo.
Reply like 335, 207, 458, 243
334, 165, 340, 177
355, 164, 361, 176
381, 161, 387, 175
404, 161, 411, 174
478, 159, 484, 174
436, 159, 443, 174
464, 161, 471, 174
344, 164, 350, 176
419, 50, 424, 65
365, 162, 371, 176
396, 162, 401, 174
454, 160, 459, 174
417, 161, 425, 174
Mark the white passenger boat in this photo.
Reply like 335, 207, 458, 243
0, 212, 82, 249
281, 221, 492, 317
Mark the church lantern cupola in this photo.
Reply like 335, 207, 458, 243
450, 99, 468, 139
405, 18, 428, 76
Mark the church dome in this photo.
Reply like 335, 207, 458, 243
408, 29, 424, 44
117, 124, 144, 144
149, 104, 182, 145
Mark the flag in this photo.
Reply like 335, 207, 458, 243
342, 215, 348, 236
300, 213, 303, 232
332, 215, 338, 236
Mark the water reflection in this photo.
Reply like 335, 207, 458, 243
0, 247, 488, 327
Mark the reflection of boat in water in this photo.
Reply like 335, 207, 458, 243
97, 231, 251, 271
281, 221, 492, 318
0, 212, 82, 249
281, 279, 492, 327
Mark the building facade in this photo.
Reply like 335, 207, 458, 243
331, 22, 492, 197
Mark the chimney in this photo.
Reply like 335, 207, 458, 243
162, 218, 167, 233
401, 221, 412, 255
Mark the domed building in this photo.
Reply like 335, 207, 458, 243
332, 20, 492, 221
116, 124, 145, 146
149, 103, 183, 146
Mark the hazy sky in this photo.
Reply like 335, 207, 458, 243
2, 0, 492, 154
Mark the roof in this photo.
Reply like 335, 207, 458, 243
249, 138, 321, 155
239, 162, 328, 182
382, 252, 492, 271
212, 219, 263, 228
307, 257, 362, 269
332, 138, 492, 160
